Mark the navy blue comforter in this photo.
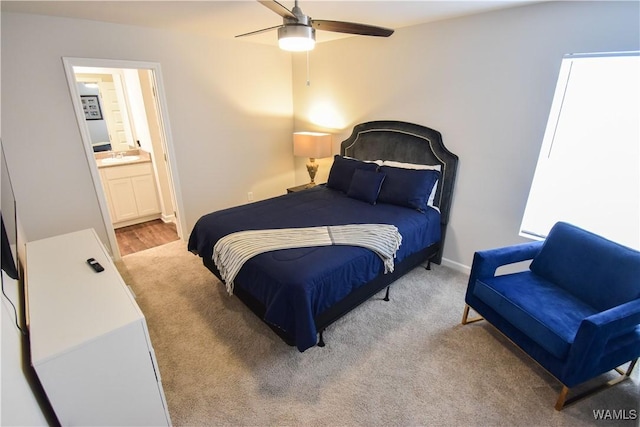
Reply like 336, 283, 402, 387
188, 185, 440, 351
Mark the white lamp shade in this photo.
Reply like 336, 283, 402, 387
278, 25, 316, 52
293, 132, 332, 159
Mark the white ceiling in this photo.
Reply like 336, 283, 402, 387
1, 0, 543, 46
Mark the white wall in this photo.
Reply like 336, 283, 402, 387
0, 13, 295, 425
1, 12, 295, 248
292, 1, 640, 271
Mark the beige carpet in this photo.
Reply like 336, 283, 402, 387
117, 240, 639, 426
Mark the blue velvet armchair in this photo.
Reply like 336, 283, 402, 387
462, 222, 640, 410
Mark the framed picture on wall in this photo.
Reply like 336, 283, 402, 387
81, 95, 103, 120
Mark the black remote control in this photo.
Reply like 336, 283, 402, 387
87, 258, 104, 273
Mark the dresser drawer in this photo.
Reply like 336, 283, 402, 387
103, 162, 152, 180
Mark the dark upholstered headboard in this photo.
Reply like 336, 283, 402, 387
341, 121, 459, 263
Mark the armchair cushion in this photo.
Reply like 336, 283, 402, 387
530, 222, 640, 311
474, 271, 598, 359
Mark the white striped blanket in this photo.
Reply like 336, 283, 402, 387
213, 224, 402, 295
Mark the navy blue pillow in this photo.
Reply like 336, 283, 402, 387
347, 169, 386, 204
377, 166, 440, 212
326, 155, 379, 193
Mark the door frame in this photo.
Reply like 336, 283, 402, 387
62, 57, 185, 259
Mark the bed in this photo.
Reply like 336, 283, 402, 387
188, 120, 458, 351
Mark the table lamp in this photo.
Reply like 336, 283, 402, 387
293, 132, 332, 185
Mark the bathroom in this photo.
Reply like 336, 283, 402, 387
73, 66, 178, 255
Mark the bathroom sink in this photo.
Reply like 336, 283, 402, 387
101, 155, 140, 164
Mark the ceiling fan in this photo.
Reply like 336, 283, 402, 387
236, 0, 394, 52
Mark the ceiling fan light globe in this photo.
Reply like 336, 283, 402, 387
279, 37, 315, 52
278, 25, 315, 52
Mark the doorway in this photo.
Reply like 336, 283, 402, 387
63, 58, 185, 259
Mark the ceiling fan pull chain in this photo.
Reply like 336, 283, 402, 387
306, 50, 311, 86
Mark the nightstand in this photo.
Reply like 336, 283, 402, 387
287, 183, 316, 193
287, 182, 316, 193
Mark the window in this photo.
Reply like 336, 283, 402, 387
520, 52, 640, 250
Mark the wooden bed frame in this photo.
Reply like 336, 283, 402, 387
202, 120, 458, 348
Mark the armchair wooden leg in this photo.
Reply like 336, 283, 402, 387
554, 359, 638, 411
555, 386, 570, 411
615, 358, 637, 376
461, 304, 484, 325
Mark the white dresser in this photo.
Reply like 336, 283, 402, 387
25, 229, 171, 426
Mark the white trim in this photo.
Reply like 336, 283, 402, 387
62, 57, 186, 259
62, 57, 120, 258
566, 51, 639, 59
161, 213, 176, 223
440, 257, 471, 275
147, 67, 186, 240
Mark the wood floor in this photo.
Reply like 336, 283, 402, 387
115, 219, 179, 256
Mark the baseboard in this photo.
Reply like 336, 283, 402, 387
161, 214, 175, 224
113, 214, 161, 229
440, 257, 471, 275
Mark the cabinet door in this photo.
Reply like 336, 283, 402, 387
34, 321, 170, 426
107, 178, 139, 222
99, 169, 116, 221
132, 175, 161, 217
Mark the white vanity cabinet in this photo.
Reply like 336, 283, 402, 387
99, 161, 161, 227
25, 229, 171, 426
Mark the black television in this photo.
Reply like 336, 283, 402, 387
1, 141, 19, 280
1, 215, 18, 279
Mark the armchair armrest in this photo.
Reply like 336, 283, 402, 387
472, 241, 543, 276
563, 298, 640, 386
466, 241, 544, 294
586, 298, 640, 331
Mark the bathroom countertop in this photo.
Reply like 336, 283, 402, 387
95, 149, 152, 169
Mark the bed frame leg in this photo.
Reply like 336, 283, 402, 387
383, 286, 390, 301
317, 330, 326, 347
425, 260, 431, 270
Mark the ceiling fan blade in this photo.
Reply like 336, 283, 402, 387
257, 0, 297, 20
311, 20, 394, 37
235, 24, 283, 38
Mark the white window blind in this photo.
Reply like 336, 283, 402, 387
520, 52, 640, 249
